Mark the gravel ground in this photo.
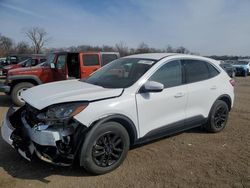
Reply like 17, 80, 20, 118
0, 77, 249, 188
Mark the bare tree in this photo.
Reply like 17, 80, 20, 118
175, 46, 190, 54
136, 42, 150, 54
15, 41, 31, 54
165, 45, 174, 53
115, 41, 129, 57
0, 34, 14, 56
24, 27, 50, 54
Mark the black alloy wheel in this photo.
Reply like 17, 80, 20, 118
92, 132, 124, 167
213, 106, 227, 129
80, 121, 129, 174
204, 100, 229, 133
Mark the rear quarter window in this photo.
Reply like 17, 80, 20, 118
207, 63, 220, 77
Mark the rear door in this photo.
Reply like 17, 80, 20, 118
182, 59, 220, 120
80, 53, 101, 78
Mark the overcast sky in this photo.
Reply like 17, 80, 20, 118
0, 0, 250, 55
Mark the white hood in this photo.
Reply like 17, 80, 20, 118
21, 79, 123, 110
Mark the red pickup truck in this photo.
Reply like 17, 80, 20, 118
0, 52, 119, 106
1, 56, 46, 76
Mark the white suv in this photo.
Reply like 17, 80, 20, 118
1, 53, 234, 174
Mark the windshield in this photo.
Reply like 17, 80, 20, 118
18, 59, 29, 66
82, 58, 156, 88
234, 61, 249, 65
45, 53, 56, 65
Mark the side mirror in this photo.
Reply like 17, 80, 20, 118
140, 81, 164, 93
50, 63, 56, 69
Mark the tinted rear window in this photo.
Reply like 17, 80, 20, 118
183, 60, 220, 83
207, 63, 220, 77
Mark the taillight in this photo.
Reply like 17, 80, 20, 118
230, 79, 235, 87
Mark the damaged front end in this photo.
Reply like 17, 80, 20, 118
1, 103, 88, 166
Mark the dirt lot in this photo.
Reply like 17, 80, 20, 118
0, 77, 249, 188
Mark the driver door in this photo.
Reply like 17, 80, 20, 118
136, 60, 188, 137
54, 54, 67, 81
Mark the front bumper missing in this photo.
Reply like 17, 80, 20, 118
1, 107, 86, 166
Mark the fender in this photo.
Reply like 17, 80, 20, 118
217, 94, 232, 110
8, 75, 43, 85
89, 114, 138, 146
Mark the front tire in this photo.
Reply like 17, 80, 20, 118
80, 121, 130, 174
204, 100, 229, 133
11, 82, 34, 106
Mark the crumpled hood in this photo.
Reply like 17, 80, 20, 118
21, 79, 123, 110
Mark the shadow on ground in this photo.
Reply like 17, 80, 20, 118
0, 94, 11, 107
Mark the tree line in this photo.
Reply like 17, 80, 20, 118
0, 27, 194, 57
0, 27, 249, 60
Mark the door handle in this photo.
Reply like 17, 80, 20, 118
210, 86, 217, 90
174, 92, 185, 98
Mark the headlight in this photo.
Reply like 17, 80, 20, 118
37, 103, 88, 120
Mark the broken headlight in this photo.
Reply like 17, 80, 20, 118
37, 103, 88, 120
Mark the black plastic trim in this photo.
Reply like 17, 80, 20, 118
135, 115, 206, 145
216, 94, 232, 111
90, 114, 138, 145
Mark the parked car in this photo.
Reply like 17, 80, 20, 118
0, 52, 119, 106
219, 61, 236, 78
0, 57, 8, 75
0, 57, 7, 66
1, 53, 234, 174
232, 60, 250, 77
2, 56, 46, 76
0, 54, 44, 76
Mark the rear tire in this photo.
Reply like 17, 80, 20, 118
244, 70, 248, 77
11, 82, 34, 106
80, 121, 130, 175
204, 100, 229, 133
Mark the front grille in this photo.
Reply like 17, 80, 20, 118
25, 104, 41, 127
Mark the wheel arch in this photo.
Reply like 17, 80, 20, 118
89, 114, 138, 147
9, 75, 42, 91
217, 94, 232, 111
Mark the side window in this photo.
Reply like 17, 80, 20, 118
57, 55, 66, 69
24, 59, 32, 67
207, 63, 219, 77
31, 59, 38, 66
83, 54, 99, 66
183, 60, 210, 83
149, 60, 182, 88
102, 54, 118, 66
